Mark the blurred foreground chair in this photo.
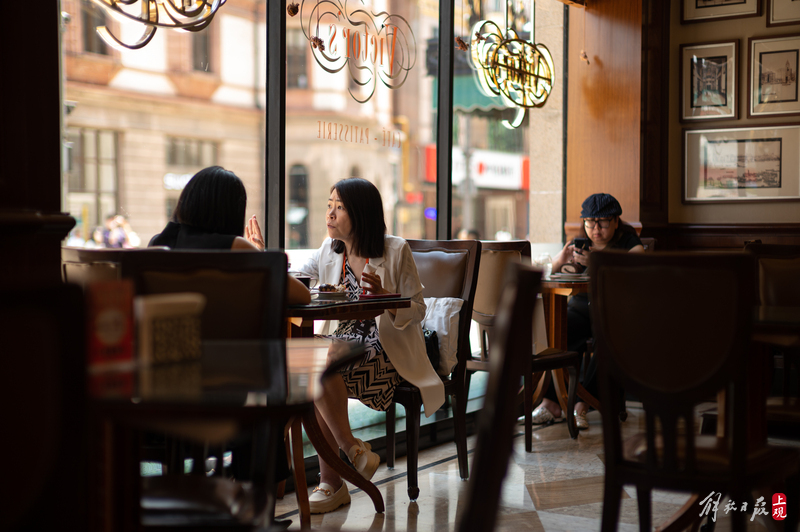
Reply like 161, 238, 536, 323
124, 249, 293, 528
0, 284, 86, 532
745, 243, 800, 407
590, 251, 800, 532
469, 240, 580, 448
457, 263, 542, 532
385, 239, 480, 500
71, 248, 295, 529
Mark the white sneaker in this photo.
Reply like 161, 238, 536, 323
347, 439, 380, 480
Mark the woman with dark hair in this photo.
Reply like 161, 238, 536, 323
149, 166, 310, 303
534, 193, 643, 429
295, 177, 443, 514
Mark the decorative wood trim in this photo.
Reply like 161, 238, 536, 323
642, 223, 800, 250
0, 211, 76, 289
0, 211, 76, 236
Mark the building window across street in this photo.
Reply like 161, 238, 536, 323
65, 128, 119, 241
81, 0, 108, 55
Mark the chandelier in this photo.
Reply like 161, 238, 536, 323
470, 0, 554, 129
89, 0, 226, 51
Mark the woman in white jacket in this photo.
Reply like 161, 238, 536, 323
297, 177, 444, 514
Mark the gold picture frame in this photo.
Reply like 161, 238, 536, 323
683, 124, 800, 204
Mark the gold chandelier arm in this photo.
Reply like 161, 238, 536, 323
90, 0, 225, 33
161, 0, 222, 28
501, 108, 526, 129
96, 24, 157, 50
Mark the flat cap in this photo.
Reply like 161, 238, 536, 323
580, 193, 622, 218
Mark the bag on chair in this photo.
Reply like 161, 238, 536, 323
422, 328, 441, 371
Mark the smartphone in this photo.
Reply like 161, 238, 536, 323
572, 237, 591, 251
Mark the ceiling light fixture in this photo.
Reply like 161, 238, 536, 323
470, 0, 554, 129
89, 0, 226, 51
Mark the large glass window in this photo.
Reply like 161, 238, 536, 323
284, 0, 437, 250
449, 0, 564, 244
62, 3, 267, 249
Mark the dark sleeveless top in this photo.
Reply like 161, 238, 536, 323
148, 222, 237, 250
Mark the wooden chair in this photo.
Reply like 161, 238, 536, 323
584, 236, 655, 421
468, 241, 532, 375
589, 251, 800, 532
68, 248, 297, 529
457, 263, 542, 532
639, 237, 656, 252
122, 249, 288, 340
1, 284, 87, 531
469, 240, 580, 448
385, 239, 481, 500
124, 249, 296, 527
744, 243, 800, 421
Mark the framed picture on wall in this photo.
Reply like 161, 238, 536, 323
683, 124, 800, 204
682, 0, 761, 24
768, 0, 800, 27
680, 41, 738, 122
748, 34, 800, 118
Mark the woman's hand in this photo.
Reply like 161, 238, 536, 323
245, 215, 265, 251
360, 271, 386, 295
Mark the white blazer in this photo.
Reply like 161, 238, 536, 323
298, 235, 445, 416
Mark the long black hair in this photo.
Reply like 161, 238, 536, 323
330, 177, 386, 258
173, 166, 247, 236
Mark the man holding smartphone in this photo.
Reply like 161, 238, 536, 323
534, 193, 644, 429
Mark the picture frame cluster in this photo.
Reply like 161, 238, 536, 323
680, 0, 800, 204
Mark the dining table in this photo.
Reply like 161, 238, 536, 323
287, 294, 412, 337
88, 337, 383, 532
539, 275, 600, 415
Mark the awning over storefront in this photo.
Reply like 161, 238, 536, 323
433, 75, 507, 112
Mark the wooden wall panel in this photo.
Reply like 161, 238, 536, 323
0, 5, 73, 289
639, 0, 670, 225
643, 224, 800, 251
566, 0, 642, 223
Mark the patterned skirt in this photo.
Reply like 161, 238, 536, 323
332, 318, 400, 411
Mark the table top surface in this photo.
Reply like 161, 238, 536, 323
287, 296, 411, 318
541, 276, 590, 293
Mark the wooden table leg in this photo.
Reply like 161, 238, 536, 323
656, 494, 703, 532
748, 342, 770, 450
543, 291, 601, 414
300, 409, 385, 513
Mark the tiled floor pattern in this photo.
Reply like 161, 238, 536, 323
275, 405, 793, 531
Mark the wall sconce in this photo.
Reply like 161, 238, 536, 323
89, 0, 226, 51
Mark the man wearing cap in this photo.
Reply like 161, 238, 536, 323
533, 193, 644, 429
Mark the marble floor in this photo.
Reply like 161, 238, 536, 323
274, 404, 799, 531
